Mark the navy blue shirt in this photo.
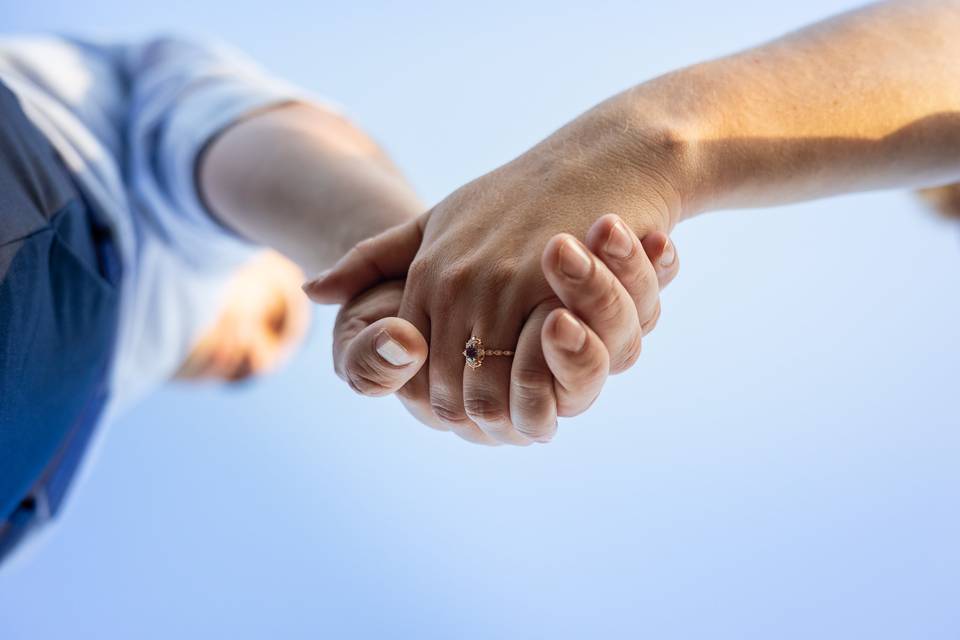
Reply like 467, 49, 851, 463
0, 81, 121, 561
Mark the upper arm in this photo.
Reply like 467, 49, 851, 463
119, 37, 308, 257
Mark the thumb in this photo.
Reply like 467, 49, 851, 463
303, 215, 425, 304
337, 317, 428, 397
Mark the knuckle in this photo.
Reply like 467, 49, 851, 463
345, 366, 391, 397
555, 356, 607, 417
464, 393, 510, 429
349, 238, 383, 275
353, 236, 377, 256
512, 365, 554, 394
591, 282, 626, 325
641, 302, 662, 336
336, 315, 368, 341
610, 330, 643, 374
332, 309, 366, 353
573, 355, 610, 387
342, 345, 403, 396
406, 257, 433, 285
510, 367, 555, 436
430, 392, 469, 425
624, 266, 656, 300
438, 260, 473, 291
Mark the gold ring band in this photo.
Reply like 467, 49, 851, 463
463, 336, 514, 370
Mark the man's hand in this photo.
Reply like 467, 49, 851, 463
176, 250, 311, 382
308, 214, 678, 445
302, 112, 682, 442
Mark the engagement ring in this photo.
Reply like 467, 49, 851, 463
463, 336, 514, 370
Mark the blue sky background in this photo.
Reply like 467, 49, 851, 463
3, 1, 960, 638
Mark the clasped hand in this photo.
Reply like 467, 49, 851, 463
305, 153, 679, 445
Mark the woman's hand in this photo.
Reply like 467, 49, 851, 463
305, 125, 682, 442
308, 213, 678, 445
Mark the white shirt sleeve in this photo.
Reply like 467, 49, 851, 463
0, 35, 315, 265
0, 35, 322, 419
120, 36, 310, 268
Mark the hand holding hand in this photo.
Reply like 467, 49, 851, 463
307, 212, 678, 445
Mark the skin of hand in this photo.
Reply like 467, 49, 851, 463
308, 214, 678, 445
301, 98, 683, 445
311, 0, 960, 445
196, 101, 683, 441
175, 250, 310, 382
211, 1, 960, 438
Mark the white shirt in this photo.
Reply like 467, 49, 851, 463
0, 35, 305, 421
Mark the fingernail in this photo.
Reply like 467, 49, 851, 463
553, 310, 587, 352
375, 330, 415, 366
659, 240, 676, 268
559, 238, 592, 279
604, 220, 634, 259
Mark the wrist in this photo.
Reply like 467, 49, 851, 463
544, 72, 720, 229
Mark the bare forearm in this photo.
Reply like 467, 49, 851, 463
199, 103, 424, 274
545, 0, 960, 226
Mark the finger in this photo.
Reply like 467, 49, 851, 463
394, 299, 437, 424
463, 318, 532, 446
399, 379, 493, 440
542, 231, 643, 373
510, 301, 560, 443
639, 230, 679, 290
303, 216, 426, 304
425, 304, 473, 428
449, 422, 501, 446
398, 394, 453, 432
541, 308, 610, 417
334, 316, 427, 397
396, 291, 494, 445
331, 280, 405, 369
583, 214, 662, 342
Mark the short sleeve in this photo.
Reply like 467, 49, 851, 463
121, 36, 318, 270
